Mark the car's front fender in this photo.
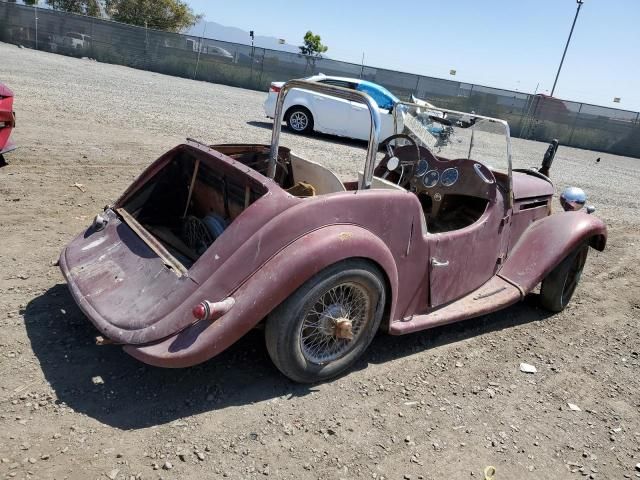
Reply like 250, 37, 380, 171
499, 211, 607, 293
124, 224, 398, 368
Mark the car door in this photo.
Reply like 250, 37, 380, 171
427, 181, 510, 307
312, 79, 357, 136
350, 83, 396, 141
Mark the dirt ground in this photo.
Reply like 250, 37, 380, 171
0, 42, 639, 480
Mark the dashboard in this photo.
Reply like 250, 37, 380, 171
373, 144, 497, 219
414, 159, 461, 189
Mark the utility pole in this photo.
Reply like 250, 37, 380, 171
551, 0, 585, 97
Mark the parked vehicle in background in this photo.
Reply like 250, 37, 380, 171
264, 74, 401, 141
185, 38, 234, 61
0, 82, 16, 165
60, 80, 607, 383
62, 32, 91, 50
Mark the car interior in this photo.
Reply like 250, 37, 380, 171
118, 136, 503, 269
217, 141, 499, 235
119, 145, 268, 268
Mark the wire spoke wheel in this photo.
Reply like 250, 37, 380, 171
299, 282, 371, 364
265, 260, 385, 383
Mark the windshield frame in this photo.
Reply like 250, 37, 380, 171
392, 100, 513, 205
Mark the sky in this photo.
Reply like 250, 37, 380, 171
186, 0, 640, 111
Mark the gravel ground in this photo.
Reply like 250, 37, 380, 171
0, 42, 639, 480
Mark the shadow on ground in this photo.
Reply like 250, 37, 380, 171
24, 284, 552, 430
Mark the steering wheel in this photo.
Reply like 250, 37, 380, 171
379, 134, 420, 185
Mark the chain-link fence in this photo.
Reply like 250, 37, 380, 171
2, 2, 639, 158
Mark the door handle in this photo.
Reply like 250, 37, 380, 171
431, 258, 449, 267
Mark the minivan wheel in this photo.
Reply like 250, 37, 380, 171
286, 107, 314, 134
540, 243, 589, 312
265, 259, 385, 383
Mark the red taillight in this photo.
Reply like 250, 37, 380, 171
192, 303, 207, 320
192, 298, 236, 322
269, 84, 281, 94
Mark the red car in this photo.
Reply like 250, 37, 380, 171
59, 80, 607, 383
0, 83, 16, 165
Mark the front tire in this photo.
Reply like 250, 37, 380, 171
285, 107, 314, 134
265, 259, 386, 383
540, 243, 589, 312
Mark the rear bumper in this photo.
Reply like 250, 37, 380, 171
0, 141, 16, 155
0, 111, 16, 154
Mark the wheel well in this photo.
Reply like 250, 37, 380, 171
261, 256, 393, 330
589, 233, 606, 251
284, 105, 313, 122
344, 257, 393, 333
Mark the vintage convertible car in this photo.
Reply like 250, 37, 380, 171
0, 82, 16, 165
59, 80, 607, 383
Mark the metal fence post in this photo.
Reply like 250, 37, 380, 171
257, 48, 265, 90
34, 3, 38, 50
567, 102, 583, 146
193, 22, 206, 80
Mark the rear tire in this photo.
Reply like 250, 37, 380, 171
285, 107, 314, 134
540, 243, 589, 312
265, 259, 385, 383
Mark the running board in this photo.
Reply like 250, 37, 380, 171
389, 276, 523, 335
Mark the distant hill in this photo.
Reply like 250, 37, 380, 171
186, 20, 301, 54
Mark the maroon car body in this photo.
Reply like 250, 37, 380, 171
0, 83, 16, 162
59, 80, 607, 382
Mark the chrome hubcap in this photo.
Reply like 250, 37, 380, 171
290, 111, 308, 131
300, 282, 371, 364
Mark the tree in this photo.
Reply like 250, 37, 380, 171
105, 0, 201, 32
299, 31, 328, 57
299, 31, 328, 75
46, 0, 100, 16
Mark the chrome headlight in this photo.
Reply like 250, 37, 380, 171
560, 186, 586, 212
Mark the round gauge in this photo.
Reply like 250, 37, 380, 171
415, 159, 429, 177
422, 170, 439, 188
441, 167, 459, 187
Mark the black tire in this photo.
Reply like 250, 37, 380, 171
540, 243, 589, 312
265, 259, 386, 383
285, 106, 314, 134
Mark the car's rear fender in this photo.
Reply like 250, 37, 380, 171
499, 211, 607, 293
124, 224, 398, 368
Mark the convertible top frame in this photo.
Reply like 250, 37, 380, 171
269, 79, 382, 190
